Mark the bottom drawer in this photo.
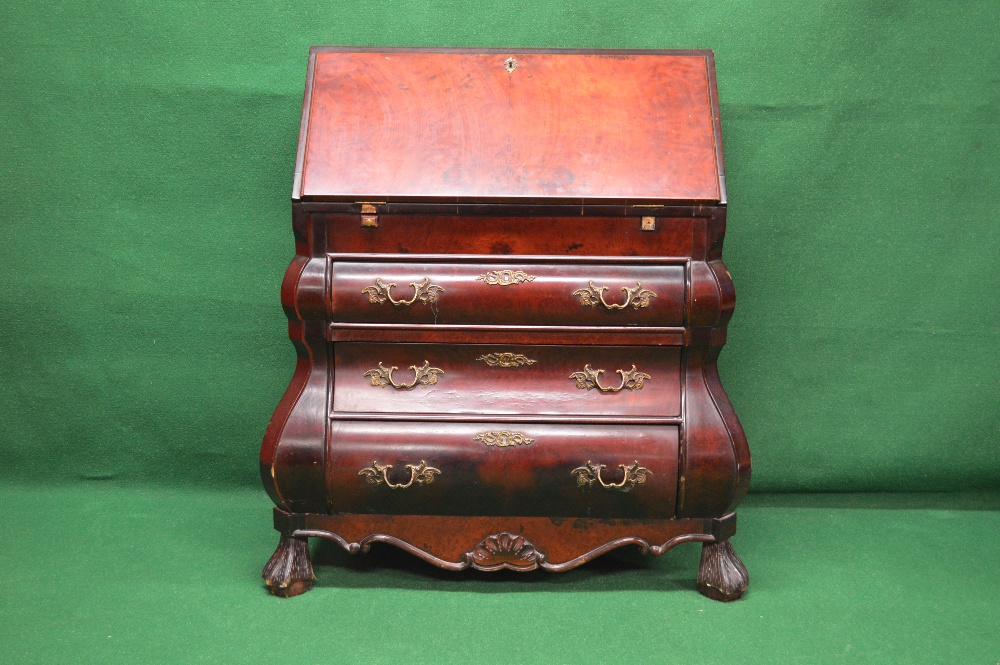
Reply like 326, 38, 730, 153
327, 421, 678, 519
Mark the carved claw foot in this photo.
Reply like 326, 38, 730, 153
696, 539, 748, 602
263, 534, 315, 598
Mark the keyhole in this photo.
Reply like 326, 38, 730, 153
504, 57, 517, 73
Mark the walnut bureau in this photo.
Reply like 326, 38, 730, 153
261, 47, 751, 601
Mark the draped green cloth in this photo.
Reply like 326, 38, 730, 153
1, 1, 997, 662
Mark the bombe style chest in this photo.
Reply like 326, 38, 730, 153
261, 47, 751, 600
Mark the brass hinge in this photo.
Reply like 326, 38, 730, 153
360, 203, 380, 228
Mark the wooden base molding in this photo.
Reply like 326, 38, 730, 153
265, 509, 743, 598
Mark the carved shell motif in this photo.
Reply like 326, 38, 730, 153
467, 533, 541, 571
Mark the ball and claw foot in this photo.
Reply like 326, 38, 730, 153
263, 534, 315, 598
697, 539, 748, 602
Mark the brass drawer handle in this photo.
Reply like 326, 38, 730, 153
365, 360, 443, 389
573, 281, 656, 310
572, 460, 651, 492
362, 277, 444, 306
570, 364, 650, 392
359, 460, 441, 489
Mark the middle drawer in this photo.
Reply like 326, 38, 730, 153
333, 343, 681, 418
330, 261, 686, 327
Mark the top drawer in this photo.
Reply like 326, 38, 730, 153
324, 215, 696, 258
330, 262, 686, 327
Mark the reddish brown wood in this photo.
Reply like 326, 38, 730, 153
298, 49, 722, 204
697, 538, 749, 601
330, 261, 685, 327
328, 325, 686, 347
302, 201, 721, 219
270, 509, 737, 572
325, 214, 697, 258
262, 47, 749, 600
262, 534, 314, 597
325, 421, 678, 518
333, 343, 681, 418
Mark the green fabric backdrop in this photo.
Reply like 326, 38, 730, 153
1, 1, 998, 493
2, 2, 999, 663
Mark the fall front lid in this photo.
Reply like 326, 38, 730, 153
296, 48, 724, 204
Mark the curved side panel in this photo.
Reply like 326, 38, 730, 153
681, 345, 750, 517
706, 258, 749, 511
259, 333, 310, 508
703, 352, 751, 512
680, 255, 750, 517
688, 260, 723, 327
260, 212, 329, 512
266, 321, 329, 513
709, 259, 736, 328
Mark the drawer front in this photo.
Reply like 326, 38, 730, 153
327, 421, 679, 518
330, 262, 685, 327
333, 343, 680, 418
324, 214, 696, 258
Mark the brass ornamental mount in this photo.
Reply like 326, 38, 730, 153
570, 364, 651, 392
476, 269, 537, 286
474, 431, 535, 448
365, 360, 443, 389
359, 460, 441, 489
362, 277, 444, 306
572, 461, 651, 492
477, 352, 537, 368
573, 281, 657, 310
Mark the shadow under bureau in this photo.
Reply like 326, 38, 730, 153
261, 47, 751, 601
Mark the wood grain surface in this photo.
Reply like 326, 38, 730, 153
330, 261, 685, 326
333, 343, 681, 417
324, 214, 697, 258
264, 48, 747, 599
325, 421, 679, 518
299, 49, 721, 203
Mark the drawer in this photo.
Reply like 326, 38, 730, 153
324, 214, 696, 258
330, 261, 685, 327
333, 343, 681, 418
326, 421, 679, 518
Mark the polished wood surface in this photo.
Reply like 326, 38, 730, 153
263, 48, 749, 601
325, 214, 696, 257
328, 325, 687, 347
325, 421, 678, 518
276, 510, 736, 573
333, 343, 681, 417
330, 261, 685, 327
298, 48, 722, 203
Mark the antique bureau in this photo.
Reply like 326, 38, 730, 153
261, 47, 751, 601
